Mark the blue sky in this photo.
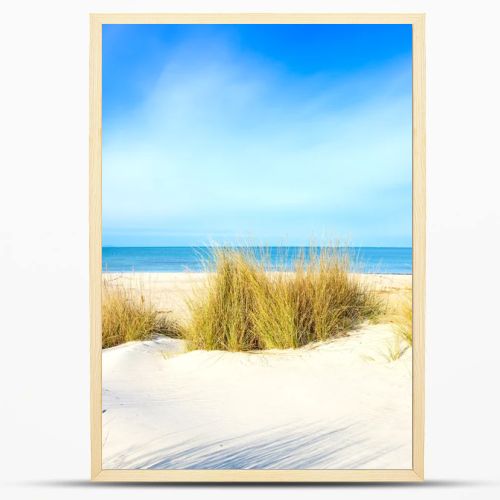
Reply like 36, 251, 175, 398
102, 24, 412, 247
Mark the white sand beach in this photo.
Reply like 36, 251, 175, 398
102, 272, 412, 470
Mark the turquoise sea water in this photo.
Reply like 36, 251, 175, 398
102, 247, 412, 274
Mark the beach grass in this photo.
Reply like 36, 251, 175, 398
184, 247, 383, 351
382, 288, 413, 360
102, 278, 180, 348
394, 291, 412, 346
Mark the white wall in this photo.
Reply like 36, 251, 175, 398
1, 1, 499, 499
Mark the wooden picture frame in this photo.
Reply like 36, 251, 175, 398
90, 13, 425, 482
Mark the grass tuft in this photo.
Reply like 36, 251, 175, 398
394, 292, 412, 346
184, 247, 382, 351
102, 278, 180, 349
382, 288, 413, 361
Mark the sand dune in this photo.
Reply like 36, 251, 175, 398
102, 272, 412, 470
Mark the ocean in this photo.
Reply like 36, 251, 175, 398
102, 247, 412, 274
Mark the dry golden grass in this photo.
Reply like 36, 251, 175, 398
184, 248, 382, 351
102, 278, 180, 349
382, 287, 413, 360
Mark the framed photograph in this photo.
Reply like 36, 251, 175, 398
90, 13, 425, 482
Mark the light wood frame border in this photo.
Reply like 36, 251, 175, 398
90, 13, 425, 483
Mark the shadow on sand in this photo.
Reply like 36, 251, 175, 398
104, 420, 408, 470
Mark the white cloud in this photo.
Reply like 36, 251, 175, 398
103, 39, 412, 246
